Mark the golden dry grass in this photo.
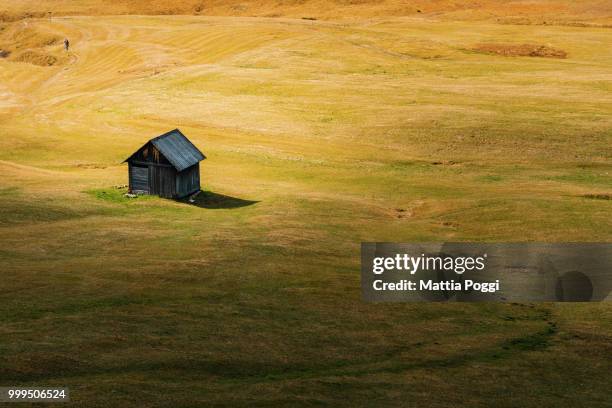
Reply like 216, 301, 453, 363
0, 9, 610, 407
1, 0, 612, 25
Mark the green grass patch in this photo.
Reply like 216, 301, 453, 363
86, 188, 157, 204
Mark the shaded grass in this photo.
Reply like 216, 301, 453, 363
0, 192, 93, 225
182, 190, 259, 209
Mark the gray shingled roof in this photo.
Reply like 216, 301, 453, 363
126, 129, 205, 172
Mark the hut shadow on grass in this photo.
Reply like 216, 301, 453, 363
181, 191, 259, 209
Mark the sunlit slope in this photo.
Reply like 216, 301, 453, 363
0, 17, 612, 239
1, 0, 612, 24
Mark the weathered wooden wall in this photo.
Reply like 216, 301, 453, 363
176, 163, 200, 198
150, 165, 177, 198
129, 162, 177, 198
129, 163, 149, 193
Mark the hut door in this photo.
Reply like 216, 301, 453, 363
131, 165, 149, 193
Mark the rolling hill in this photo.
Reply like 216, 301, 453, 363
1, 0, 612, 25
0, 1, 611, 406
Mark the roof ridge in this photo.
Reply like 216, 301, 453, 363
150, 128, 182, 142
124, 129, 204, 171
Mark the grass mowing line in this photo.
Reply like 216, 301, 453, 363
0, 321, 556, 385
208, 305, 560, 385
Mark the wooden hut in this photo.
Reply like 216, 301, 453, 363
124, 129, 206, 198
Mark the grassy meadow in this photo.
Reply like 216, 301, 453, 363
0, 14, 611, 407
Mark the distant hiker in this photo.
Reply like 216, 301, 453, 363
64, 38, 69, 51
